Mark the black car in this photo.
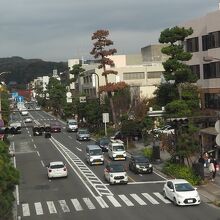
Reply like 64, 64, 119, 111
129, 155, 153, 174
95, 137, 110, 152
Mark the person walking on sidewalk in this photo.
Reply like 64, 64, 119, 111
209, 156, 217, 181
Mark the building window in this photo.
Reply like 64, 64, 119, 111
147, 72, 162, 79
189, 65, 200, 79
204, 93, 220, 109
186, 37, 199, 52
123, 72, 145, 80
203, 62, 220, 79
202, 35, 209, 51
209, 31, 220, 49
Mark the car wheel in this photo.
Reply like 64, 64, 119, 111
173, 197, 178, 206
163, 190, 167, 199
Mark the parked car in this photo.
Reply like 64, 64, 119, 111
163, 179, 201, 206
76, 129, 90, 141
32, 125, 44, 136
152, 125, 175, 136
111, 130, 142, 141
47, 161, 68, 179
129, 155, 153, 174
104, 162, 128, 185
95, 137, 110, 152
50, 121, 61, 133
21, 110, 28, 116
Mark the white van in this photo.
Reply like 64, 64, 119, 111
86, 145, 104, 165
66, 119, 78, 132
108, 139, 127, 161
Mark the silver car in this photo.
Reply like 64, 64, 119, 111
76, 129, 90, 141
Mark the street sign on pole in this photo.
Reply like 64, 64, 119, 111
102, 113, 109, 136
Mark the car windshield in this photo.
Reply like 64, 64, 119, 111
79, 130, 88, 134
113, 145, 124, 151
109, 165, 125, 172
69, 121, 77, 125
100, 139, 110, 145
50, 164, 64, 169
175, 183, 195, 192
135, 157, 149, 163
90, 149, 102, 155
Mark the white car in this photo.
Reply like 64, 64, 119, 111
153, 125, 175, 136
104, 162, 128, 185
24, 117, 32, 123
47, 161, 68, 179
163, 179, 200, 206
21, 110, 28, 116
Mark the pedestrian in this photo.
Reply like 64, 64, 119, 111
208, 156, 217, 181
203, 152, 209, 168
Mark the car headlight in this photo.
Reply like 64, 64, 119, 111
149, 164, 152, 168
110, 174, 113, 177
113, 154, 116, 157
125, 173, 128, 177
136, 164, 140, 168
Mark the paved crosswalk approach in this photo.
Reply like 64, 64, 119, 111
19, 192, 171, 217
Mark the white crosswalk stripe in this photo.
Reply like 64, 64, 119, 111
153, 192, 171, 204
83, 198, 96, 209
71, 198, 83, 211
34, 202, 43, 215
142, 193, 159, 204
46, 201, 57, 214
118, 195, 134, 206
130, 194, 147, 205
19, 192, 173, 217
22, 203, 30, 216
59, 200, 70, 212
107, 195, 122, 207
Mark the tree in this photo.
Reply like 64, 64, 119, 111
46, 77, 67, 116
0, 141, 19, 219
90, 30, 127, 124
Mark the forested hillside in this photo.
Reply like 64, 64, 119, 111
0, 56, 68, 84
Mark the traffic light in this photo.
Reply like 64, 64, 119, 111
169, 118, 189, 133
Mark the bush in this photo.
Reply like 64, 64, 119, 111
162, 162, 202, 185
142, 147, 153, 160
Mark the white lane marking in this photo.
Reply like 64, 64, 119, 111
128, 180, 166, 185
34, 144, 37, 149
36, 151, 40, 157
12, 145, 20, 206
41, 160, 45, 167
22, 203, 30, 216
153, 192, 171, 203
118, 195, 134, 206
59, 200, 70, 212
130, 194, 147, 205
107, 196, 121, 207
83, 198, 96, 209
95, 196, 109, 208
68, 136, 72, 139
34, 202, 43, 215
71, 199, 83, 211
76, 147, 82, 152
142, 193, 159, 204
46, 201, 57, 214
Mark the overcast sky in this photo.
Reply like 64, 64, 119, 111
0, 0, 218, 62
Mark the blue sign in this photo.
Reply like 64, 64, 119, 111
12, 92, 18, 99
16, 96, 24, 103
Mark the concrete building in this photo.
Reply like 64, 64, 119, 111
182, 5, 220, 111
78, 45, 166, 101
181, 4, 220, 159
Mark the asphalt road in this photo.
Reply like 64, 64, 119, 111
9, 110, 220, 220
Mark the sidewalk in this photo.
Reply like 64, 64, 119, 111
127, 141, 220, 206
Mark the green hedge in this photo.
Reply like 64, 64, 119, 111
162, 162, 201, 185
142, 147, 153, 160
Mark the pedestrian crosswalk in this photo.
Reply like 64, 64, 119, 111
19, 192, 171, 217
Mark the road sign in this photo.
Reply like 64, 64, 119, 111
215, 120, 220, 133
102, 113, 109, 123
16, 96, 24, 103
66, 92, 72, 98
79, 96, 86, 103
